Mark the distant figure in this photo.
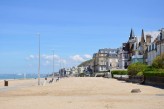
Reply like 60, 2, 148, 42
49, 78, 54, 83
56, 77, 59, 82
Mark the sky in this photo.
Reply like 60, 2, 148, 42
0, 0, 164, 74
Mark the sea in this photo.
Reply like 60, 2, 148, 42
0, 73, 47, 80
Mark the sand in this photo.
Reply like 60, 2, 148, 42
0, 77, 164, 109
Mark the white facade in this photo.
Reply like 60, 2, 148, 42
147, 51, 156, 65
98, 66, 107, 71
157, 43, 164, 56
147, 43, 157, 65
70, 67, 78, 76
147, 29, 164, 65
93, 48, 119, 72
78, 67, 85, 74
65, 68, 71, 75
118, 48, 129, 69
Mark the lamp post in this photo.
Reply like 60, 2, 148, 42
53, 50, 55, 79
160, 32, 162, 56
37, 33, 40, 86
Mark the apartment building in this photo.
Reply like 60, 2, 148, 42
93, 48, 118, 72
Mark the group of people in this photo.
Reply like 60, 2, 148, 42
48, 76, 60, 83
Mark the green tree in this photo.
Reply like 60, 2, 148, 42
152, 53, 164, 69
127, 62, 147, 76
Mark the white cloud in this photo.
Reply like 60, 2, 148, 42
70, 55, 85, 62
44, 60, 50, 66
42, 54, 60, 61
29, 55, 35, 59
26, 55, 37, 60
26, 54, 60, 60
26, 54, 92, 69
84, 54, 92, 59
59, 58, 67, 64
26, 54, 67, 66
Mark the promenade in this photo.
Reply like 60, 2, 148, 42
0, 77, 164, 109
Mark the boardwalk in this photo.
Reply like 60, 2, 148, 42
0, 77, 164, 109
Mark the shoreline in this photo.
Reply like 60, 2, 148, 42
0, 77, 57, 87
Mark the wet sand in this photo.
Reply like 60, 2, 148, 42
0, 77, 164, 109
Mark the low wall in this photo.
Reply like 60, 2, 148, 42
112, 74, 164, 88
145, 76, 164, 87
128, 76, 144, 84
113, 75, 129, 81
95, 73, 105, 77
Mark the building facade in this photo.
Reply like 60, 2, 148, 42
147, 43, 157, 65
118, 44, 129, 69
156, 28, 164, 56
93, 48, 118, 72
118, 28, 162, 67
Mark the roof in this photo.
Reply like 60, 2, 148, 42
98, 48, 118, 54
144, 31, 160, 43
137, 36, 141, 44
107, 53, 118, 58
129, 28, 135, 39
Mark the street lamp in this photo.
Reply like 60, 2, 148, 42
53, 50, 55, 79
37, 33, 40, 86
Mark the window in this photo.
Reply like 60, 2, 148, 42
101, 66, 103, 70
125, 54, 128, 58
134, 43, 136, 50
124, 62, 128, 69
160, 33, 162, 40
150, 45, 152, 51
152, 43, 154, 50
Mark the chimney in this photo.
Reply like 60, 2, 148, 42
146, 35, 151, 44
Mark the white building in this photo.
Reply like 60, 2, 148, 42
78, 66, 85, 74
70, 67, 78, 76
146, 30, 161, 65
156, 28, 164, 56
147, 43, 157, 65
118, 42, 129, 69
93, 48, 119, 72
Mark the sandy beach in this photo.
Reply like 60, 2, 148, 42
0, 77, 164, 109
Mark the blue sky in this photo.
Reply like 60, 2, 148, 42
0, 0, 164, 74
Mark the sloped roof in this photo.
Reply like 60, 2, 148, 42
137, 36, 141, 44
107, 53, 118, 58
98, 48, 118, 53
144, 31, 160, 43
130, 29, 135, 39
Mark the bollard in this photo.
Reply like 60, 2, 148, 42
4, 80, 8, 86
